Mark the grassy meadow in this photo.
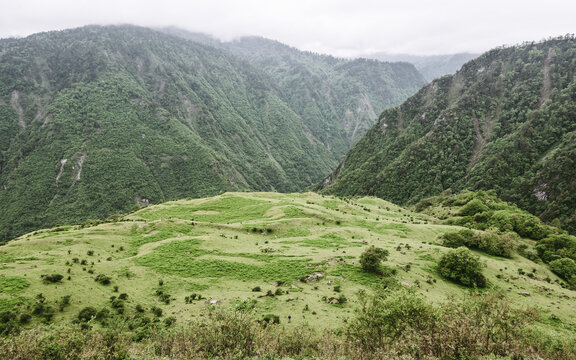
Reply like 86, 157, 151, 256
1, 191, 575, 334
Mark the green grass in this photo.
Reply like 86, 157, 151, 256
0, 191, 574, 332
0, 276, 29, 294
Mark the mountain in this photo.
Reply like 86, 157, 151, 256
223, 37, 426, 155
319, 36, 576, 234
367, 52, 480, 82
162, 30, 427, 157
0, 25, 425, 242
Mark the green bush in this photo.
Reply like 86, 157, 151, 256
359, 246, 389, 274
77, 307, 97, 322
549, 258, 576, 287
536, 234, 576, 263
261, 314, 280, 325
348, 289, 436, 351
94, 274, 112, 285
438, 247, 486, 287
41, 274, 64, 283
440, 229, 515, 258
459, 198, 489, 216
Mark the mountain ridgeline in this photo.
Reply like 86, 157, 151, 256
319, 36, 576, 234
0, 25, 425, 241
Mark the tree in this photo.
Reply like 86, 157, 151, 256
360, 246, 389, 274
438, 247, 486, 287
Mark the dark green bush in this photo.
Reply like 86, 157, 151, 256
459, 198, 489, 216
151, 307, 162, 317
359, 245, 389, 274
41, 274, 64, 283
438, 247, 486, 287
261, 314, 280, 325
77, 307, 97, 322
536, 234, 576, 263
94, 274, 112, 285
549, 258, 576, 287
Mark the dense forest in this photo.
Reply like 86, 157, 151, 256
0, 25, 424, 241
163, 29, 427, 157
319, 36, 576, 234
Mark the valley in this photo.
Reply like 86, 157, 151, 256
1, 24, 576, 359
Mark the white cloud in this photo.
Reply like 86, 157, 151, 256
0, 0, 575, 56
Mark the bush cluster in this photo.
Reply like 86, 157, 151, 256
440, 229, 516, 257
437, 247, 486, 288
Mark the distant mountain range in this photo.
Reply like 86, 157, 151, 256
365, 52, 479, 82
319, 36, 576, 234
0, 25, 425, 241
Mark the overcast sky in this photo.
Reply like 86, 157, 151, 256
1, 0, 575, 57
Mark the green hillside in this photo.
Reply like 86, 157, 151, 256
0, 25, 424, 242
0, 192, 575, 358
319, 36, 576, 234
161, 29, 427, 158
223, 37, 426, 156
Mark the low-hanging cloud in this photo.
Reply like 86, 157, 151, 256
1, 0, 574, 56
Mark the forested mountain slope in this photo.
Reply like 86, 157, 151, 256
319, 36, 576, 234
223, 37, 426, 157
161, 29, 427, 158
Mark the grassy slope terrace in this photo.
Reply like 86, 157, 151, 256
0, 192, 575, 330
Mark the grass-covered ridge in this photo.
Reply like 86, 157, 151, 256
0, 192, 575, 358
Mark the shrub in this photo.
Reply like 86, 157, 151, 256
151, 307, 163, 317
478, 230, 516, 258
348, 289, 436, 351
535, 234, 576, 263
261, 314, 280, 325
360, 246, 389, 274
77, 307, 97, 322
440, 229, 515, 258
95, 308, 110, 323
549, 258, 576, 287
41, 274, 64, 283
459, 198, 489, 216
94, 274, 111, 285
164, 317, 176, 327
440, 230, 469, 248
438, 247, 486, 287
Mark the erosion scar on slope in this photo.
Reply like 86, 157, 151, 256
539, 47, 554, 109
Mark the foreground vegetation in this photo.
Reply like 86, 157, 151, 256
0, 191, 575, 358
1, 290, 575, 359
